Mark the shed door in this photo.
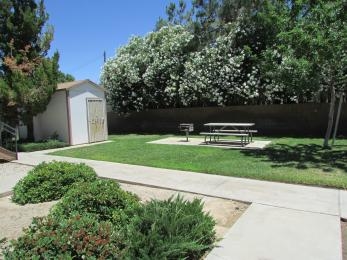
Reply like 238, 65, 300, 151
87, 99, 105, 143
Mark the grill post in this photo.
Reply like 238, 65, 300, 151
179, 123, 194, 142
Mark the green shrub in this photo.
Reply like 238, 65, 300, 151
18, 139, 68, 152
3, 214, 125, 259
12, 161, 97, 205
51, 179, 140, 224
124, 195, 216, 259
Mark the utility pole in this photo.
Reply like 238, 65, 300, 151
103, 51, 106, 63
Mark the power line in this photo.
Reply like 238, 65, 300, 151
68, 55, 103, 73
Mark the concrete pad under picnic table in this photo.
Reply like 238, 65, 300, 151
148, 137, 271, 150
207, 203, 342, 260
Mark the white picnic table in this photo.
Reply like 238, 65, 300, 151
201, 122, 256, 146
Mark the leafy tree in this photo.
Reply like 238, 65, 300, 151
156, 0, 221, 49
274, 0, 347, 147
0, 0, 53, 64
0, 0, 59, 139
57, 71, 75, 83
156, 0, 268, 49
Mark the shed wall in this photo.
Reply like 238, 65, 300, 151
33, 91, 69, 142
68, 82, 107, 145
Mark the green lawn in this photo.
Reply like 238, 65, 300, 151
51, 135, 347, 189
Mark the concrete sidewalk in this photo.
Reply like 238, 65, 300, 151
207, 204, 342, 260
0, 163, 32, 196
8, 151, 346, 259
15, 152, 341, 216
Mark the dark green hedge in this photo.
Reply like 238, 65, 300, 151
12, 161, 97, 204
51, 179, 140, 225
18, 139, 68, 152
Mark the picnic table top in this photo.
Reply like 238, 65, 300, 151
204, 122, 255, 127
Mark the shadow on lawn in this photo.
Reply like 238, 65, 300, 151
242, 144, 347, 172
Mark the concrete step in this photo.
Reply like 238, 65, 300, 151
0, 147, 17, 162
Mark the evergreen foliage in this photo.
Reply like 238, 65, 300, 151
0, 0, 74, 134
12, 161, 97, 204
125, 195, 216, 259
51, 179, 140, 225
6, 180, 216, 259
3, 214, 125, 259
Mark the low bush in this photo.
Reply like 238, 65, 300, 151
51, 179, 140, 224
6, 190, 217, 258
124, 195, 216, 259
18, 139, 68, 152
3, 214, 125, 259
12, 161, 97, 205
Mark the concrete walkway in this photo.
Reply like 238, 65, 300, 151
14, 152, 342, 216
207, 204, 342, 260
5, 150, 345, 259
0, 163, 32, 196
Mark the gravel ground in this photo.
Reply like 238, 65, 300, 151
0, 197, 57, 257
0, 163, 32, 195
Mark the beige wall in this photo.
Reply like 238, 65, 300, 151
33, 91, 69, 142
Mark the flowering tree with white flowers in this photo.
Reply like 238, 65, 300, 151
101, 36, 148, 113
101, 26, 194, 113
179, 32, 249, 107
101, 0, 346, 122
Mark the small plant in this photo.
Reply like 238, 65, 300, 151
12, 161, 97, 204
18, 139, 68, 152
51, 179, 140, 224
124, 195, 216, 259
3, 214, 125, 259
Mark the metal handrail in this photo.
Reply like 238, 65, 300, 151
0, 121, 17, 136
0, 121, 18, 156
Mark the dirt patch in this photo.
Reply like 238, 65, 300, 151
342, 221, 347, 260
0, 183, 248, 257
120, 183, 249, 238
0, 196, 57, 255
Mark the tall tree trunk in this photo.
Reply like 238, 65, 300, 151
332, 92, 344, 146
26, 118, 34, 141
323, 85, 336, 148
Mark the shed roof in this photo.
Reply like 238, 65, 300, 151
57, 79, 105, 92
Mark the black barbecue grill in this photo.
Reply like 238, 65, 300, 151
179, 123, 194, 142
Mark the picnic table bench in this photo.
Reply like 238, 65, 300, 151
200, 123, 256, 146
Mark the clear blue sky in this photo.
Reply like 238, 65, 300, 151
45, 0, 175, 83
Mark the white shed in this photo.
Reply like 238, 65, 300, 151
33, 79, 108, 145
